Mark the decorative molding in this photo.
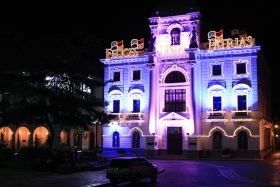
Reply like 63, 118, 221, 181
100, 56, 149, 64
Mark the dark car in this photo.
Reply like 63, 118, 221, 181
106, 157, 158, 184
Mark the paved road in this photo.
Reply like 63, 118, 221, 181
1, 152, 280, 187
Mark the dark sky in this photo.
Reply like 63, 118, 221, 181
1, 0, 279, 117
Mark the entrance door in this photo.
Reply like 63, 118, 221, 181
167, 127, 182, 155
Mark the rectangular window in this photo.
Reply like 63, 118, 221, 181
164, 89, 186, 112
113, 72, 120, 82
237, 95, 247, 110
133, 70, 141, 81
236, 63, 246, 74
133, 99, 140, 113
113, 100, 120, 113
213, 96, 222, 111
212, 65, 222, 76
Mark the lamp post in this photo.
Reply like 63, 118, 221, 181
275, 124, 279, 150
95, 122, 101, 158
96, 122, 98, 156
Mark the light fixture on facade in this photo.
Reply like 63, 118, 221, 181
275, 125, 279, 129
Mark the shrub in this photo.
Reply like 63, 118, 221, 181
118, 149, 125, 156
222, 148, 231, 155
19, 146, 53, 161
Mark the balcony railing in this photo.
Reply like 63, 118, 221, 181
110, 113, 124, 121
232, 110, 251, 118
109, 113, 144, 122
125, 113, 144, 121
207, 111, 225, 119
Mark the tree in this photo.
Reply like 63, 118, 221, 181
0, 29, 110, 146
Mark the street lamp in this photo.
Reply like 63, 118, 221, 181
96, 121, 101, 158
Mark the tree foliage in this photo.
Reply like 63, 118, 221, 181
0, 29, 110, 129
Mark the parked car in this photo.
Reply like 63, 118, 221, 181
106, 157, 158, 184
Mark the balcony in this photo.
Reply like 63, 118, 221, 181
110, 113, 124, 121
109, 113, 144, 122
232, 110, 251, 118
207, 111, 225, 119
125, 113, 144, 121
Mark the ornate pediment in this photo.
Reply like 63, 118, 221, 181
160, 112, 189, 121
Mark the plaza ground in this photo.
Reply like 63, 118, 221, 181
0, 152, 279, 187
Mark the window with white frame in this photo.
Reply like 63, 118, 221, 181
170, 28, 181, 45
113, 100, 120, 113
133, 99, 140, 113
213, 96, 222, 111
109, 90, 123, 113
111, 68, 122, 83
130, 67, 141, 83
128, 89, 143, 113
165, 89, 186, 112
132, 70, 141, 81
237, 95, 247, 111
232, 83, 250, 116
233, 59, 249, 77
212, 65, 221, 76
208, 84, 225, 115
113, 72, 120, 82
210, 62, 224, 78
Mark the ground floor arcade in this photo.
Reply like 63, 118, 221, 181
0, 124, 102, 152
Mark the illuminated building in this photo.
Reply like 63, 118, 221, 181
100, 11, 273, 158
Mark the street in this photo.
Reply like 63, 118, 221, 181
0, 153, 280, 187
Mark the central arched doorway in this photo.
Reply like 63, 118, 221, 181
167, 127, 182, 155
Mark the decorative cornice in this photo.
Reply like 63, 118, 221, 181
100, 55, 150, 65
149, 12, 200, 24
196, 46, 261, 60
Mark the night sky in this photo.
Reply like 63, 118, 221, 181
1, 0, 279, 117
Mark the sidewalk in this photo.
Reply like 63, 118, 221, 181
152, 154, 264, 161
55, 160, 107, 173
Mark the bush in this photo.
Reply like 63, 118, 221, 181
18, 146, 53, 161
222, 148, 231, 158
0, 147, 14, 161
118, 149, 125, 156
222, 148, 231, 155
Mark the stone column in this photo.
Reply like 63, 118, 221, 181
29, 130, 33, 147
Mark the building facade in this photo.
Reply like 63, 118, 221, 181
101, 11, 273, 158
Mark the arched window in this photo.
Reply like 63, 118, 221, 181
213, 131, 223, 149
132, 131, 140, 148
112, 131, 120, 148
238, 131, 248, 150
170, 28, 181, 45
165, 71, 186, 83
